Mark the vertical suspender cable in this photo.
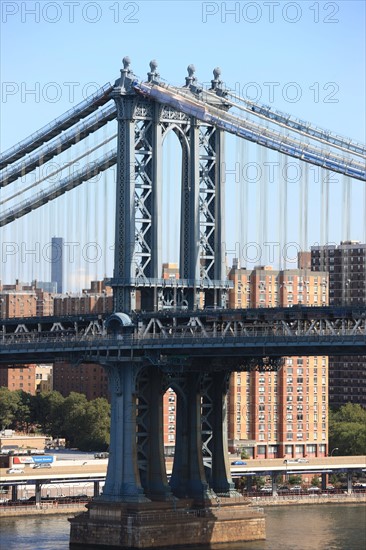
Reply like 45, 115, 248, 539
304, 162, 309, 254
342, 175, 351, 242
278, 153, 286, 269
364, 179, 366, 244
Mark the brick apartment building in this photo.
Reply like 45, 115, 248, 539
227, 262, 329, 459
1, 268, 332, 458
0, 280, 112, 400
311, 241, 366, 408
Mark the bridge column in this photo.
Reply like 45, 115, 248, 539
247, 476, 253, 493
11, 485, 18, 502
170, 372, 211, 501
35, 481, 41, 505
347, 471, 353, 494
137, 367, 172, 501
321, 473, 327, 491
272, 473, 278, 497
99, 363, 148, 502
209, 373, 236, 495
93, 481, 100, 497
180, 120, 201, 310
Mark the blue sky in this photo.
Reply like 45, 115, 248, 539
1, 1, 365, 288
1, 1, 365, 145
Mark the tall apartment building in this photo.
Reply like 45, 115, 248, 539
311, 241, 366, 408
51, 237, 63, 293
0, 365, 37, 394
53, 280, 113, 316
227, 263, 329, 459
52, 362, 109, 400
51, 280, 113, 399
0, 280, 54, 318
0, 280, 112, 401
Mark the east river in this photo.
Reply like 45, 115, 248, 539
1, 504, 365, 549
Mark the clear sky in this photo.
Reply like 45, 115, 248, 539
1, 1, 365, 288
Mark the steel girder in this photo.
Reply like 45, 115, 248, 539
111, 75, 227, 312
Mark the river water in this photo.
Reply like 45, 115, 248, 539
1, 504, 365, 549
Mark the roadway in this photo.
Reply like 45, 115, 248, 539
1, 455, 365, 483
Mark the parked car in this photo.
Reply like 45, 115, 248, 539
6, 468, 24, 474
277, 486, 290, 493
289, 485, 302, 492
231, 460, 247, 465
32, 463, 52, 469
260, 486, 272, 493
307, 486, 320, 493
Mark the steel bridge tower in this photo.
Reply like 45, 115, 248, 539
111, 57, 229, 313
70, 58, 265, 548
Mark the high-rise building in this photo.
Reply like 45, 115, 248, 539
0, 280, 112, 402
51, 237, 63, 294
53, 280, 113, 316
0, 364, 37, 394
52, 362, 109, 400
227, 263, 329, 459
0, 280, 54, 318
311, 241, 366, 408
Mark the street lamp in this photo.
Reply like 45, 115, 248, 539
330, 447, 339, 457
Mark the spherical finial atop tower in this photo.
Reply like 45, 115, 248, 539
211, 66, 223, 91
150, 59, 158, 72
213, 67, 221, 80
147, 59, 160, 83
187, 64, 196, 77
123, 56, 131, 71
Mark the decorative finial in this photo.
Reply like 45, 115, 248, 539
185, 64, 197, 87
187, 64, 196, 77
213, 67, 221, 79
211, 66, 223, 91
147, 59, 160, 83
150, 59, 158, 72
123, 56, 131, 71
115, 56, 135, 93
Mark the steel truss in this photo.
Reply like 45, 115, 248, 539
111, 63, 228, 314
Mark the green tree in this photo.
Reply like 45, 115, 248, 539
0, 387, 20, 429
39, 391, 65, 436
252, 476, 266, 490
329, 403, 366, 455
310, 475, 320, 487
288, 475, 302, 486
75, 398, 110, 451
61, 392, 89, 447
14, 390, 32, 432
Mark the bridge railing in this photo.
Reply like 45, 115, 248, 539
0, 329, 365, 348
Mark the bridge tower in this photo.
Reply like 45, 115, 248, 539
69, 59, 265, 549
111, 57, 229, 313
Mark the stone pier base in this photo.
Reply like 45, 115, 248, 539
69, 498, 265, 548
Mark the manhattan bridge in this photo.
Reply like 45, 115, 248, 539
0, 57, 365, 547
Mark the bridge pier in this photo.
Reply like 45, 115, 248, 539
170, 372, 212, 501
70, 363, 265, 548
99, 363, 148, 503
69, 58, 265, 548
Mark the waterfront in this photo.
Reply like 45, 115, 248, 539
0, 504, 365, 550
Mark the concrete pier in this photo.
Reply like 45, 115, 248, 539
69, 497, 265, 548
